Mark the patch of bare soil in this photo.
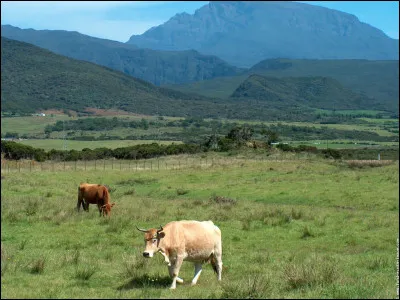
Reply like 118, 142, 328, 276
84, 108, 150, 117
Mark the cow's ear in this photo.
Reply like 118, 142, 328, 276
158, 232, 165, 239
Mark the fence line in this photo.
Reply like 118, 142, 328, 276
1, 155, 394, 174
1, 155, 305, 173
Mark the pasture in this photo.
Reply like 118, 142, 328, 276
16, 139, 183, 151
1, 153, 399, 298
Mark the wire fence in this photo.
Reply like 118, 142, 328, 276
0, 153, 311, 174
1, 152, 395, 174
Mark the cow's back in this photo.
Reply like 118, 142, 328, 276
163, 220, 221, 261
79, 183, 104, 202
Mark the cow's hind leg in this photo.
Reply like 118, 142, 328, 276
191, 263, 203, 286
212, 248, 223, 281
168, 256, 184, 289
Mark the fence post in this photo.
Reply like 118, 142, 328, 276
18, 161, 20, 173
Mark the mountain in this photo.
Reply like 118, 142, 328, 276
1, 25, 244, 86
0, 37, 220, 116
0, 37, 302, 121
165, 58, 399, 112
127, 1, 399, 67
230, 74, 382, 111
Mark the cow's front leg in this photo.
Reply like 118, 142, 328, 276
168, 256, 184, 289
191, 263, 202, 286
97, 204, 102, 216
160, 251, 171, 266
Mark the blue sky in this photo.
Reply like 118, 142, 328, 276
1, 1, 398, 42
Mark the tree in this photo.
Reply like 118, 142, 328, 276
261, 129, 279, 145
226, 126, 253, 145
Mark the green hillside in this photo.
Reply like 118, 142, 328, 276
1, 25, 245, 86
231, 74, 383, 111
165, 58, 399, 113
2, 38, 397, 122
0, 37, 220, 117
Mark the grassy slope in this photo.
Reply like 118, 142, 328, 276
16, 139, 182, 151
230, 74, 381, 111
0, 37, 225, 117
165, 59, 399, 113
1, 153, 398, 298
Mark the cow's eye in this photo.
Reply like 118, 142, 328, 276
152, 239, 157, 244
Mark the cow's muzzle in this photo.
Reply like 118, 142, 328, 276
143, 252, 152, 258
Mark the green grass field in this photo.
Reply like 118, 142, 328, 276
17, 139, 183, 151
1, 152, 398, 298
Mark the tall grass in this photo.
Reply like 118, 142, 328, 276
1, 153, 398, 298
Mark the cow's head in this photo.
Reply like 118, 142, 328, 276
101, 202, 115, 216
136, 225, 165, 258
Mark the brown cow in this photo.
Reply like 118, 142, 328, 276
136, 220, 223, 289
77, 183, 113, 217
100, 202, 116, 217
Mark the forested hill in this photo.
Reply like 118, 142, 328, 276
0, 37, 219, 116
0, 37, 304, 121
165, 58, 399, 113
1, 25, 244, 86
230, 74, 383, 111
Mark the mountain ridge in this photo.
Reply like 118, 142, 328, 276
1, 25, 244, 86
127, 1, 399, 67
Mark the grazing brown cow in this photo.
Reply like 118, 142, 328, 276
136, 220, 223, 289
77, 183, 113, 216
101, 202, 115, 217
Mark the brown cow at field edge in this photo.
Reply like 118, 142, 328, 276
136, 220, 223, 289
77, 183, 113, 217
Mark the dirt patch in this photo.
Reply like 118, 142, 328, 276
40, 109, 78, 117
84, 108, 150, 117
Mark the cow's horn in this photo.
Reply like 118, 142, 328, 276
136, 225, 148, 232
157, 225, 164, 233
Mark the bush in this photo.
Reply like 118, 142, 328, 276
320, 148, 341, 159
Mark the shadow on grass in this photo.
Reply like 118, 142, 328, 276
117, 274, 171, 290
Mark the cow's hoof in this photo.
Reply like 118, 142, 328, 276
169, 286, 176, 290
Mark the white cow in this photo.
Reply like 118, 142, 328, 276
136, 220, 223, 289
